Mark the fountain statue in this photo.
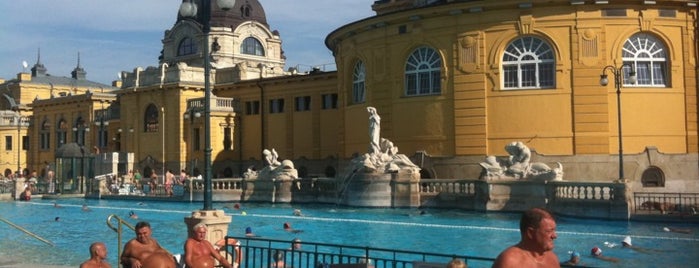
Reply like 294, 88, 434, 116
250, 148, 297, 180
350, 107, 420, 174
338, 107, 421, 207
479, 141, 563, 181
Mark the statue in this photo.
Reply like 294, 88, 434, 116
348, 107, 419, 174
480, 141, 563, 181
257, 148, 297, 180
367, 107, 381, 154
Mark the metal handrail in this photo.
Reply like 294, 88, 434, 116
107, 214, 135, 266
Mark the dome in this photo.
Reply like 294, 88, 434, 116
178, 0, 269, 30
55, 142, 89, 158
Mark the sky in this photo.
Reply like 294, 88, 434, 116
0, 0, 376, 85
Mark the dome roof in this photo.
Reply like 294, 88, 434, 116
177, 0, 269, 30
55, 142, 89, 158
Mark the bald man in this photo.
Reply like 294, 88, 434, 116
80, 242, 111, 268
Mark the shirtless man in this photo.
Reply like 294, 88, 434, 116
80, 242, 112, 268
121, 221, 176, 268
492, 208, 559, 268
184, 223, 233, 268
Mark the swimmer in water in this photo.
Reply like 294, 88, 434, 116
82, 204, 90, 211
244, 227, 257, 237
283, 222, 303, 233
293, 209, 303, 216
129, 211, 139, 219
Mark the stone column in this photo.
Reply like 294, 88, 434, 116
184, 209, 232, 244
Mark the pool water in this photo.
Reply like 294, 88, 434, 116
0, 199, 697, 267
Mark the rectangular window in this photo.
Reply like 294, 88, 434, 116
245, 101, 260, 115
295, 96, 311, 112
4, 136, 11, 151
352, 82, 365, 103
40, 132, 50, 150
270, 99, 285, 114
322, 94, 338, 110
602, 9, 627, 17
194, 128, 201, 151
22, 136, 28, 150
658, 9, 676, 18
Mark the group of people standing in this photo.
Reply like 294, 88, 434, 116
83, 221, 235, 268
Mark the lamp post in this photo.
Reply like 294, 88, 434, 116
600, 64, 637, 182
179, 0, 236, 210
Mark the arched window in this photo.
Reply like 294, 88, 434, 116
405, 46, 441, 96
352, 61, 366, 104
177, 37, 198, 56
73, 117, 88, 146
241, 37, 265, 56
641, 166, 665, 187
144, 104, 160, 133
40, 119, 50, 150
56, 119, 67, 148
623, 33, 668, 87
240, 4, 251, 18
502, 36, 555, 89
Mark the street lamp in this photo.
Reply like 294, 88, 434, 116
94, 117, 109, 151
600, 64, 637, 182
179, 0, 236, 210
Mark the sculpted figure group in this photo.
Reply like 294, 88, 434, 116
479, 141, 563, 181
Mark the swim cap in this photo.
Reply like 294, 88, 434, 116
284, 222, 291, 229
571, 251, 580, 258
622, 236, 632, 246
245, 227, 252, 234
591, 247, 602, 256
663, 227, 670, 232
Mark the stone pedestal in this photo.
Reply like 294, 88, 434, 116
486, 181, 547, 211
184, 209, 232, 245
340, 171, 420, 207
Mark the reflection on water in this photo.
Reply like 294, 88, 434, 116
0, 199, 697, 268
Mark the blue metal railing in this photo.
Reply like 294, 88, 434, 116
220, 236, 493, 268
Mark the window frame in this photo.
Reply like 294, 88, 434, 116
241, 37, 265, 56
404, 46, 442, 96
501, 36, 556, 90
622, 33, 668, 87
352, 61, 366, 104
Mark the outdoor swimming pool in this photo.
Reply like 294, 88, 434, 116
0, 199, 697, 267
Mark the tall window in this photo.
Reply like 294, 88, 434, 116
144, 104, 160, 132
270, 99, 285, 114
4, 136, 11, 151
622, 33, 668, 87
241, 37, 265, 56
193, 128, 201, 151
56, 119, 67, 148
178, 37, 198, 56
502, 36, 555, 89
405, 46, 441, 96
223, 127, 232, 150
40, 119, 50, 150
352, 61, 366, 103
295, 96, 311, 112
322, 94, 338, 110
73, 117, 88, 146
245, 101, 260, 115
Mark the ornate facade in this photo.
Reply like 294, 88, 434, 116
1, 0, 697, 193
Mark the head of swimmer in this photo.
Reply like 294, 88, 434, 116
192, 223, 208, 241
135, 221, 153, 243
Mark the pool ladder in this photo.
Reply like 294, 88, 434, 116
106, 214, 135, 266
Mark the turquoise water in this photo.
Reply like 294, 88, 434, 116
0, 199, 697, 267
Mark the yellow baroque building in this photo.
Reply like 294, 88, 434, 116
1, 0, 698, 193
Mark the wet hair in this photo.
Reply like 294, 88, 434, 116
519, 208, 554, 235
446, 258, 467, 268
135, 221, 151, 230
